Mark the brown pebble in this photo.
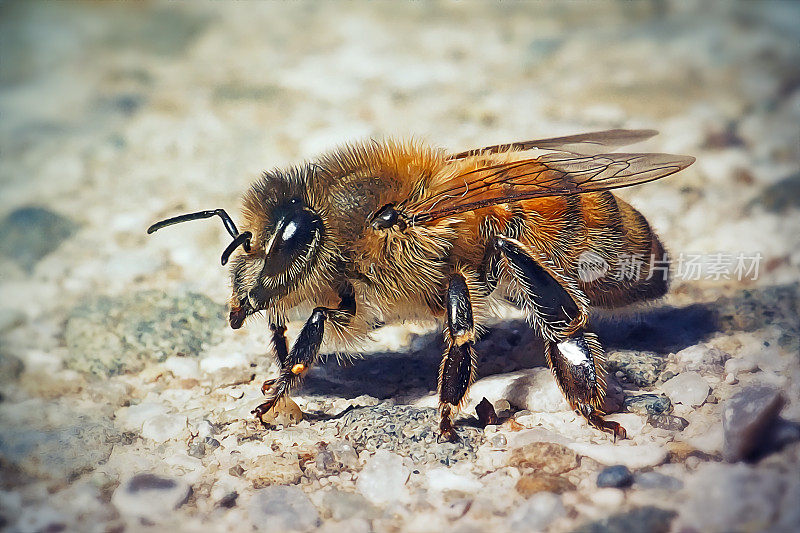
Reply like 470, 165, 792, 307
509, 442, 579, 475
476, 397, 499, 427
258, 397, 304, 426
516, 474, 575, 496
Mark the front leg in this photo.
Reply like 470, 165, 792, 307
270, 322, 289, 365
253, 283, 356, 422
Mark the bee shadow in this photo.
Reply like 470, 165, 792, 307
301, 284, 796, 403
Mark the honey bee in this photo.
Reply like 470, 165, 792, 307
148, 129, 694, 441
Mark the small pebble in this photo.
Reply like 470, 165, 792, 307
476, 397, 499, 427
111, 474, 190, 521
624, 394, 672, 416
248, 486, 319, 533
647, 414, 690, 431
661, 372, 710, 407
217, 492, 238, 508
356, 450, 410, 505
597, 465, 633, 488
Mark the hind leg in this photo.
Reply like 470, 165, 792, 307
493, 236, 625, 439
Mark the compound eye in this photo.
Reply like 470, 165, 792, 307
263, 204, 322, 276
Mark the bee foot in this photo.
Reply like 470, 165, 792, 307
589, 415, 627, 441
437, 416, 460, 443
437, 429, 459, 443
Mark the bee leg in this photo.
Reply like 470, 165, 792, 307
253, 307, 327, 421
270, 322, 289, 365
544, 335, 625, 440
494, 236, 624, 439
438, 272, 478, 443
258, 322, 289, 395
253, 282, 356, 423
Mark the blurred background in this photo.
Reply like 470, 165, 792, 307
0, 2, 798, 532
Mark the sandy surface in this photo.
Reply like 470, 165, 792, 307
1, 2, 799, 532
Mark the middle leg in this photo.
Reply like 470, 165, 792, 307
438, 270, 480, 442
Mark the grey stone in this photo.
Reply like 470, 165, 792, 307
623, 394, 672, 416
633, 472, 684, 491
679, 463, 786, 533
0, 351, 24, 383
0, 309, 26, 334
596, 465, 633, 488
0, 414, 115, 480
675, 344, 728, 372
336, 403, 484, 465
572, 506, 677, 533
112, 473, 191, 521
104, 6, 211, 57
0, 206, 79, 269
722, 385, 785, 462
64, 290, 225, 376
647, 414, 689, 431
320, 489, 379, 521
509, 492, 566, 531
326, 440, 359, 470
315, 447, 336, 472
606, 351, 666, 387
249, 486, 319, 533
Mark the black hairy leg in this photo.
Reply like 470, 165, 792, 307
270, 322, 289, 365
493, 236, 625, 439
253, 282, 356, 422
438, 271, 479, 442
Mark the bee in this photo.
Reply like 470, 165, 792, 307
147, 129, 694, 441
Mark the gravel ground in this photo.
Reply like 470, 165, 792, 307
1, 2, 799, 532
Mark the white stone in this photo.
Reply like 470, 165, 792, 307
141, 414, 189, 443
112, 474, 190, 521
15, 505, 67, 533
356, 450, 410, 505
195, 419, 215, 440
604, 413, 645, 437
588, 488, 625, 508
163, 356, 200, 379
115, 402, 170, 432
661, 372, 710, 407
425, 467, 483, 494
461, 368, 569, 413
675, 344, 727, 372
724, 357, 758, 377
200, 351, 249, 373
567, 442, 668, 469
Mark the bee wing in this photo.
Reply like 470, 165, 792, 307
403, 151, 695, 224
447, 129, 659, 160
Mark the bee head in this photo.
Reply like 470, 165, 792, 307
228, 196, 325, 328
146, 166, 330, 330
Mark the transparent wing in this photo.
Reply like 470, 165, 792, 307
402, 151, 695, 224
447, 129, 659, 160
